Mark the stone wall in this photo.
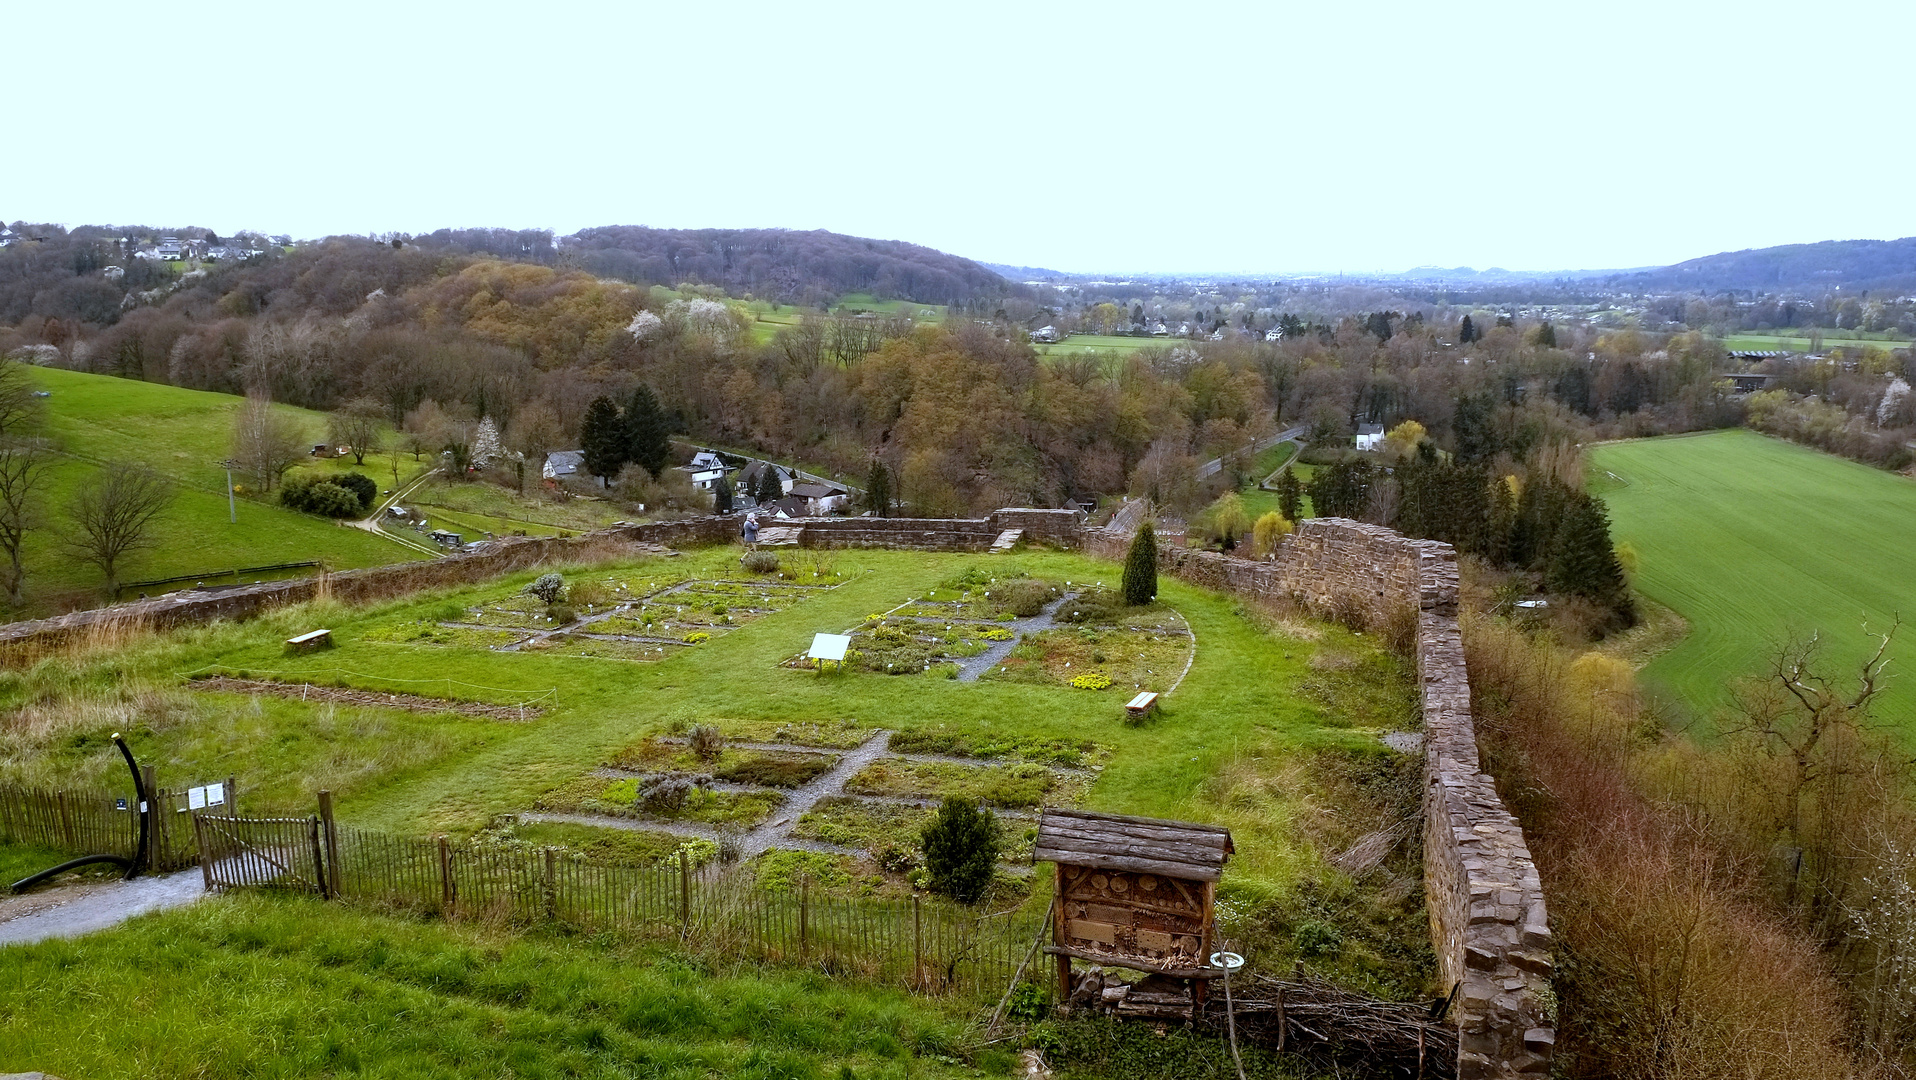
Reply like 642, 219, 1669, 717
1084, 511, 1555, 1078
779, 508, 1085, 551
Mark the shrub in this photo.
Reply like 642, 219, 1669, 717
332, 471, 378, 510
1121, 521, 1157, 604
715, 751, 834, 788
636, 773, 709, 813
871, 840, 921, 875
1056, 588, 1123, 625
1070, 673, 1113, 690
279, 475, 362, 518
527, 573, 567, 603
688, 724, 725, 763
920, 796, 999, 903
1252, 511, 1293, 557
989, 578, 1054, 618
979, 627, 1014, 642
545, 604, 576, 625
741, 551, 780, 573
682, 631, 711, 644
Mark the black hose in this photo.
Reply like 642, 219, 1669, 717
10, 853, 133, 894
112, 733, 148, 880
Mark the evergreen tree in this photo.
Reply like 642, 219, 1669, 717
1276, 466, 1303, 521
864, 459, 892, 517
713, 472, 734, 514
1459, 314, 1477, 344
1122, 520, 1158, 605
579, 396, 625, 487
1536, 319, 1557, 348
623, 385, 671, 479
1451, 391, 1502, 463
753, 465, 783, 505
920, 796, 999, 904
1485, 475, 1515, 566
1545, 492, 1635, 624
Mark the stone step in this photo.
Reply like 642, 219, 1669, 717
989, 528, 1023, 552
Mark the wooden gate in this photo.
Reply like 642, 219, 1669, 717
193, 813, 328, 895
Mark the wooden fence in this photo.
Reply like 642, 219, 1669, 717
194, 811, 1038, 999
0, 780, 227, 873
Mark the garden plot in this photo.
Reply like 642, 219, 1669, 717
523, 723, 1099, 887
975, 588, 1194, 693
783, 615, 1013, 676
371, 574, 840, 662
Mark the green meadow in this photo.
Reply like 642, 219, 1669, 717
1589, 429, 1916, 727
1722, 331, 1910, 352
16, 368, 419, 611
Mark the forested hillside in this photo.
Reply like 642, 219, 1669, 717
1603, 236, 1916, 293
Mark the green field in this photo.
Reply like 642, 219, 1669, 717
15, 369, 421, 611
1589, 429, 1916, 726
1723, 331, 1911, 352
1033, 334, 1159, 363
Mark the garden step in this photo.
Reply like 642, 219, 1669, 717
989, 528, 1023, 552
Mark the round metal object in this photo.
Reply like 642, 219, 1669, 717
1209, 951, 1245, 971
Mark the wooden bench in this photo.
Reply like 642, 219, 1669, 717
1125, 691, 1159, 721
286, 629, 333, 653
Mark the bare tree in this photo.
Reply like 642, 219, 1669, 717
232, 391, 308, 492
67, 464, 173, 596
327, 397, 385, 465
0, 439, 55, 606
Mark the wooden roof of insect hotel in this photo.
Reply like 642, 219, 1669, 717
1034, 808, 1234, 882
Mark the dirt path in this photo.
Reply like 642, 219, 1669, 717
737, 730, 894, 858
0, 871, 206, 947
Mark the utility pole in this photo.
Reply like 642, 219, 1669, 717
220, 459, 237, 523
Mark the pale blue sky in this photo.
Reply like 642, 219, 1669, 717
10, 1, 1911, 274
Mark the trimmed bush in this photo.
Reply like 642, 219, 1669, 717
741, 551, 780, 573
1121, 521, 1157, 604
332, 471, 378, 510
920, 795, 999, 903
280, 475, 362, 518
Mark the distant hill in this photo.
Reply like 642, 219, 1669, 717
1604, 237, 1916, 294
980, 261, 1075, 281
557, 227, 1012, 305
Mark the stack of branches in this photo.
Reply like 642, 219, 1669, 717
1203, 973, 1458, 1080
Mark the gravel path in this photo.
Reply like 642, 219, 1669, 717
0, 871, 206, 947
956, 592, 1078, 682
736, 730, 894, 857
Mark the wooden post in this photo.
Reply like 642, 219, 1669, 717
225, 775, 237, 814
913, 893, 924, 990
678, 847, 691, 936
1276, 984, 1286, 1051
1054, 863, 1071, 1008
437, 835, 454, 915
317, 790, 341, 898
799, 874, 810, 959
1193, 879, 1216, 1007
308, 815, 329, 899
542, 847, 557, 921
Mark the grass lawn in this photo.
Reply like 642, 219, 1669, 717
12, 368, 422, 613
1033, 334, 1157, 365
0, 893, 983, 1080
1589, 429, 1916, 727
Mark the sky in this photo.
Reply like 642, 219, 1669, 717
10, 0, 1914, 276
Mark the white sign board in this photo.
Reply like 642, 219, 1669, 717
186, 783, 227, 810
809, 633, 852, 663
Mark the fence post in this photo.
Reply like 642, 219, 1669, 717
317, 790, 341, 898
437, 835, 454, 915
913, 893, 923, 990
678, 847, 691, 936
542, 847, 557, 921
225, 775, 237, 814
308, 815, 329, 899
799, 874, 810, 959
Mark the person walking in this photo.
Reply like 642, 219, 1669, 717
743, 513, 760, 551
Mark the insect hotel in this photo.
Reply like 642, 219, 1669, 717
1034, 807, 1234, 1017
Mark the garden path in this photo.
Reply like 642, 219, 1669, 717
955, 592, 1078, 682
0, 871, 206, 948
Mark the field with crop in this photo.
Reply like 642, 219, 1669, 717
1590, 429, 1916, 725
1722, 331, 1911, 352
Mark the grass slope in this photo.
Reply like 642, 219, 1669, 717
1589, 429, 1916, 725
16, 368, 419, 610
1723, 331, 1910, 352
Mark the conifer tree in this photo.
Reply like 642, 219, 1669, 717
579, 396, 625, 487
1459, 314, 1477, 344
1486, 475, 1516, 566
864, 459, 892, 517
1276, 466, 1303, 521
623, 385, 671, 479
920, 796, 999, 904
1536, 319, 1557, 348
1122, 520, 1157, 605
753, 465, 783, 505
1545, 492, 1635, 624
713, 472, 734, 514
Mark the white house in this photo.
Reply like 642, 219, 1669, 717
543, 450, 584, 482
1028, 326, 1060, 344
1355, 424, 1386, 452
680, 450, 731, 491
788, 481, 850, 516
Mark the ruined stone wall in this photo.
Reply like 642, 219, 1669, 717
1085, 511, 1555, 1078
790, 516, 1002, 551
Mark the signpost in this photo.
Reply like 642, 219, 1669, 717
219, 459, 238, 523
808, 632, 852, 671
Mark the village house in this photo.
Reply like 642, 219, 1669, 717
1028, 325, 1060, 344
679, 450, 732, 492
787, 481, 849, 516
542, 450, 584, 483
736, 460, 794, 503
1354, 423, 1386, 451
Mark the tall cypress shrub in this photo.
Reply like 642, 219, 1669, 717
921, 796, 999, 904
864, 459, 892, 517
623, 385, 671, 479
579, 396, 626, 486
1122, 520, 1157, 605
1276, 466, 1302, 521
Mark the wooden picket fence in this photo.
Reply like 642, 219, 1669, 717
194, 810, 1038, 999
0, 780, 228, 872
